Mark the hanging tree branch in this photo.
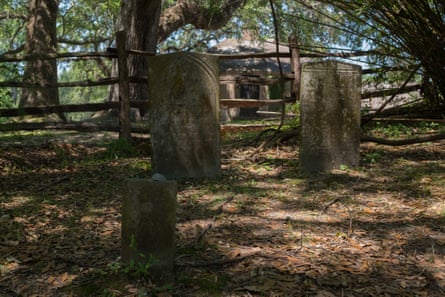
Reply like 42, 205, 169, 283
313, 0, 445, 105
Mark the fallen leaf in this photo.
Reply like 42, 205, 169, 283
60, 272, 68, 283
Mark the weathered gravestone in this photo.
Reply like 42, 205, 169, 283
121, 177, 177, 282
148, 53, 221, 179
300, 60, 361, 173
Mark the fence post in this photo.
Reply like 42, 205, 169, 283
288, 34, 300, 102
116, 30, 131, 141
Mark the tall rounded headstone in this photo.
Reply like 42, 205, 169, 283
300, 60, 361, 173
148, 53, 221, 179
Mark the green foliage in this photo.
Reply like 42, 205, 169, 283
200, 0, 226, 15
58, 0, 118, 52
417, 121, 443, 133
286, 102, 300, 127
107, 235, 156, 280
0, 88, 15, 109
102, 139, 138, 159
159, 0, 347, 52
124, 258, 153, 280
319, 0, 445, 105
0, 0, 118, 109
59, 58, 111, 120
57, 0, 117, 111
362, 150, 383, 164
1, 0, 443, 109
367, 122, 416, 138
0, 1, 26, 106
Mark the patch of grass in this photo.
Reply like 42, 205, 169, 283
108, 258, 154, 280
417, 121, 442, 133
375, 122, 412, 138
130, 159, 151, 172
0, 130, 47, 139
362, 150, 384, 164
364, 121, 444, 140
103, 139, 137, 159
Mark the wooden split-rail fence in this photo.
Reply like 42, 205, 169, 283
0, 31, 421, 139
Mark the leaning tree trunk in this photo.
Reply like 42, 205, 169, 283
20, 0, 64, 121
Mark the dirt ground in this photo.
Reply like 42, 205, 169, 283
0, 131, 444, 296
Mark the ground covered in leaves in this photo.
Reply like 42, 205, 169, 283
0, 129, 444, 296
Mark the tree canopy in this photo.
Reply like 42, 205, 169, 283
0, 0, 444, 108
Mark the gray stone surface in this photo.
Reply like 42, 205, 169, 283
121, 178, 177, 282
300, 60, 361, 173
148, 53, 221, 179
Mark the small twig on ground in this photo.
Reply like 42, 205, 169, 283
322, 197, 344, 212
248, 140, 268, 160
248, 128, 295, 158
347, 206, 354, 237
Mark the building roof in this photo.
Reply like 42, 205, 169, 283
208, 38, 296, 74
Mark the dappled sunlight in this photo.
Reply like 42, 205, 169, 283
0, 195, 31, 209
174, 141, 445, 295
0, 132, 444, 295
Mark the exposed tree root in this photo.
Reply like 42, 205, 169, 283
237, 127, 445, 150
361, 132, 445, 146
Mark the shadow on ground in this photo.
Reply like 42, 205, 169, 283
0, 134, 444, 296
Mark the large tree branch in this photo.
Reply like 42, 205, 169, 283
158, 0, 245, 42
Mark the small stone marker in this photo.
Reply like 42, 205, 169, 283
299, 60, 361, 173
148, 53, 221, 179
121, 177, 177, 282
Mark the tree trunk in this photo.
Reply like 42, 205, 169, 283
107, 0, 162, 117
122, 0, 161, 107
20, 0, 64, 121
